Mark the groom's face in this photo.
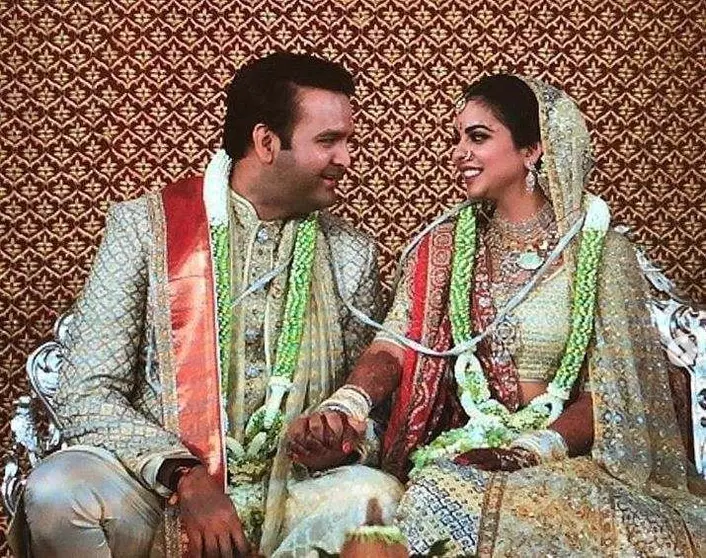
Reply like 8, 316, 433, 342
269, 86, 354, 217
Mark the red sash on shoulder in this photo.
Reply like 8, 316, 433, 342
162, 177, 225, 487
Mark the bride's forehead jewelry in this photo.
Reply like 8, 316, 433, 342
454, 93, 468, 113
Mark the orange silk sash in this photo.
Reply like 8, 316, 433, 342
162, 177, 226, 487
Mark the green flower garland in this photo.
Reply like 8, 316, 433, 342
412, 201, 607, 470
211, 223, 232, 392
210, 214, 318, 464
245, 214, 318, 446
270, 215, 318, 380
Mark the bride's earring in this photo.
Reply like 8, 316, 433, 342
525, 160, 538, 193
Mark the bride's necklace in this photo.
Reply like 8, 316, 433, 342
485, 203, 559, 309
485, 202, 557, 273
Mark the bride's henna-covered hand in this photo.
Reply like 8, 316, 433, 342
344, 344, 404, 405
453, 447, 539, 472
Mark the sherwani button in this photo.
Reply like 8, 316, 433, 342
256, 228, 269, 243
245, 364, 262, 378
244, 328, 261, 343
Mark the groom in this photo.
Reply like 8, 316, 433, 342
15, 52, 387, 557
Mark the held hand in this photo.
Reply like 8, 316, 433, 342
453, 447, 539, 472
286, 410, 365, 471
175, 465, 252, 557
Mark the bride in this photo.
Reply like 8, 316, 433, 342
287, 74, 706, 556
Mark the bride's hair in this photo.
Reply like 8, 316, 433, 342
461, 74, 540, 150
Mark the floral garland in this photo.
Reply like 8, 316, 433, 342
411, 195, 609, 470
240, 214, 318, 459
203, 150, 320, 541
204, 150, 318, 466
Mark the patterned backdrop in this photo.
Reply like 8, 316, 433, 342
1, 0, 704, 551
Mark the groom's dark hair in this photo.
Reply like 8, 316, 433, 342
223, 52, 355, 161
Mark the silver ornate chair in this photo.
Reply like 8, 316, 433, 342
2, 251, 705, 517
3, 313, 71, 516
636, 248, 706, 472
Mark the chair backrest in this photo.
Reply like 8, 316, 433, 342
637, 248, 706, 476
25, 312, 73, 437
13, 313, 71, 462
2, 314, 71, 515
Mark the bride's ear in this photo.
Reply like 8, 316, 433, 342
524, 142, 543, 167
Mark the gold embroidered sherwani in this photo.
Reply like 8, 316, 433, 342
12, 180, 384, 556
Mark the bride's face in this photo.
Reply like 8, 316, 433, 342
452, 100, 532, 202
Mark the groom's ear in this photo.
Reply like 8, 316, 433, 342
252, 123, 281, 165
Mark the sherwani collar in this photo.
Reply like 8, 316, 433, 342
229, 189, 286, 246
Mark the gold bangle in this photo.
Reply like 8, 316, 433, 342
317, 384, 372, 422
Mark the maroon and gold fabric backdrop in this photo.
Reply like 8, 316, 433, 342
1, 0, 704, 551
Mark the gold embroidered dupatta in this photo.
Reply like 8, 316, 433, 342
524, 76, 701, 498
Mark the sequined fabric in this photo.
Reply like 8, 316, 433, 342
53, 197, 190, 475
379, 239, 572, 384
386, 78, 706, 556
398, 455, 697, 557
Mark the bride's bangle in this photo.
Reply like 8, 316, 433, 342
510, 429, 568, 464
317, 384, 373, 423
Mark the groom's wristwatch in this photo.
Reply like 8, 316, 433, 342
157, 459, 200, 492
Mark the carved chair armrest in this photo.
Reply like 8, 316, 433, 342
2, 312, 72, 516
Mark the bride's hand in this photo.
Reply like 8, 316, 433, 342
453, 447, 539, 472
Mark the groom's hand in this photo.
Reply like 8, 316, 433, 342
286, 410, 363, 471
175, 465, 252, 557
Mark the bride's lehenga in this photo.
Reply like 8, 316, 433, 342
377, 78, 706, 556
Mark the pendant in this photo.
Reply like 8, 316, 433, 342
516, 251, 543, 270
